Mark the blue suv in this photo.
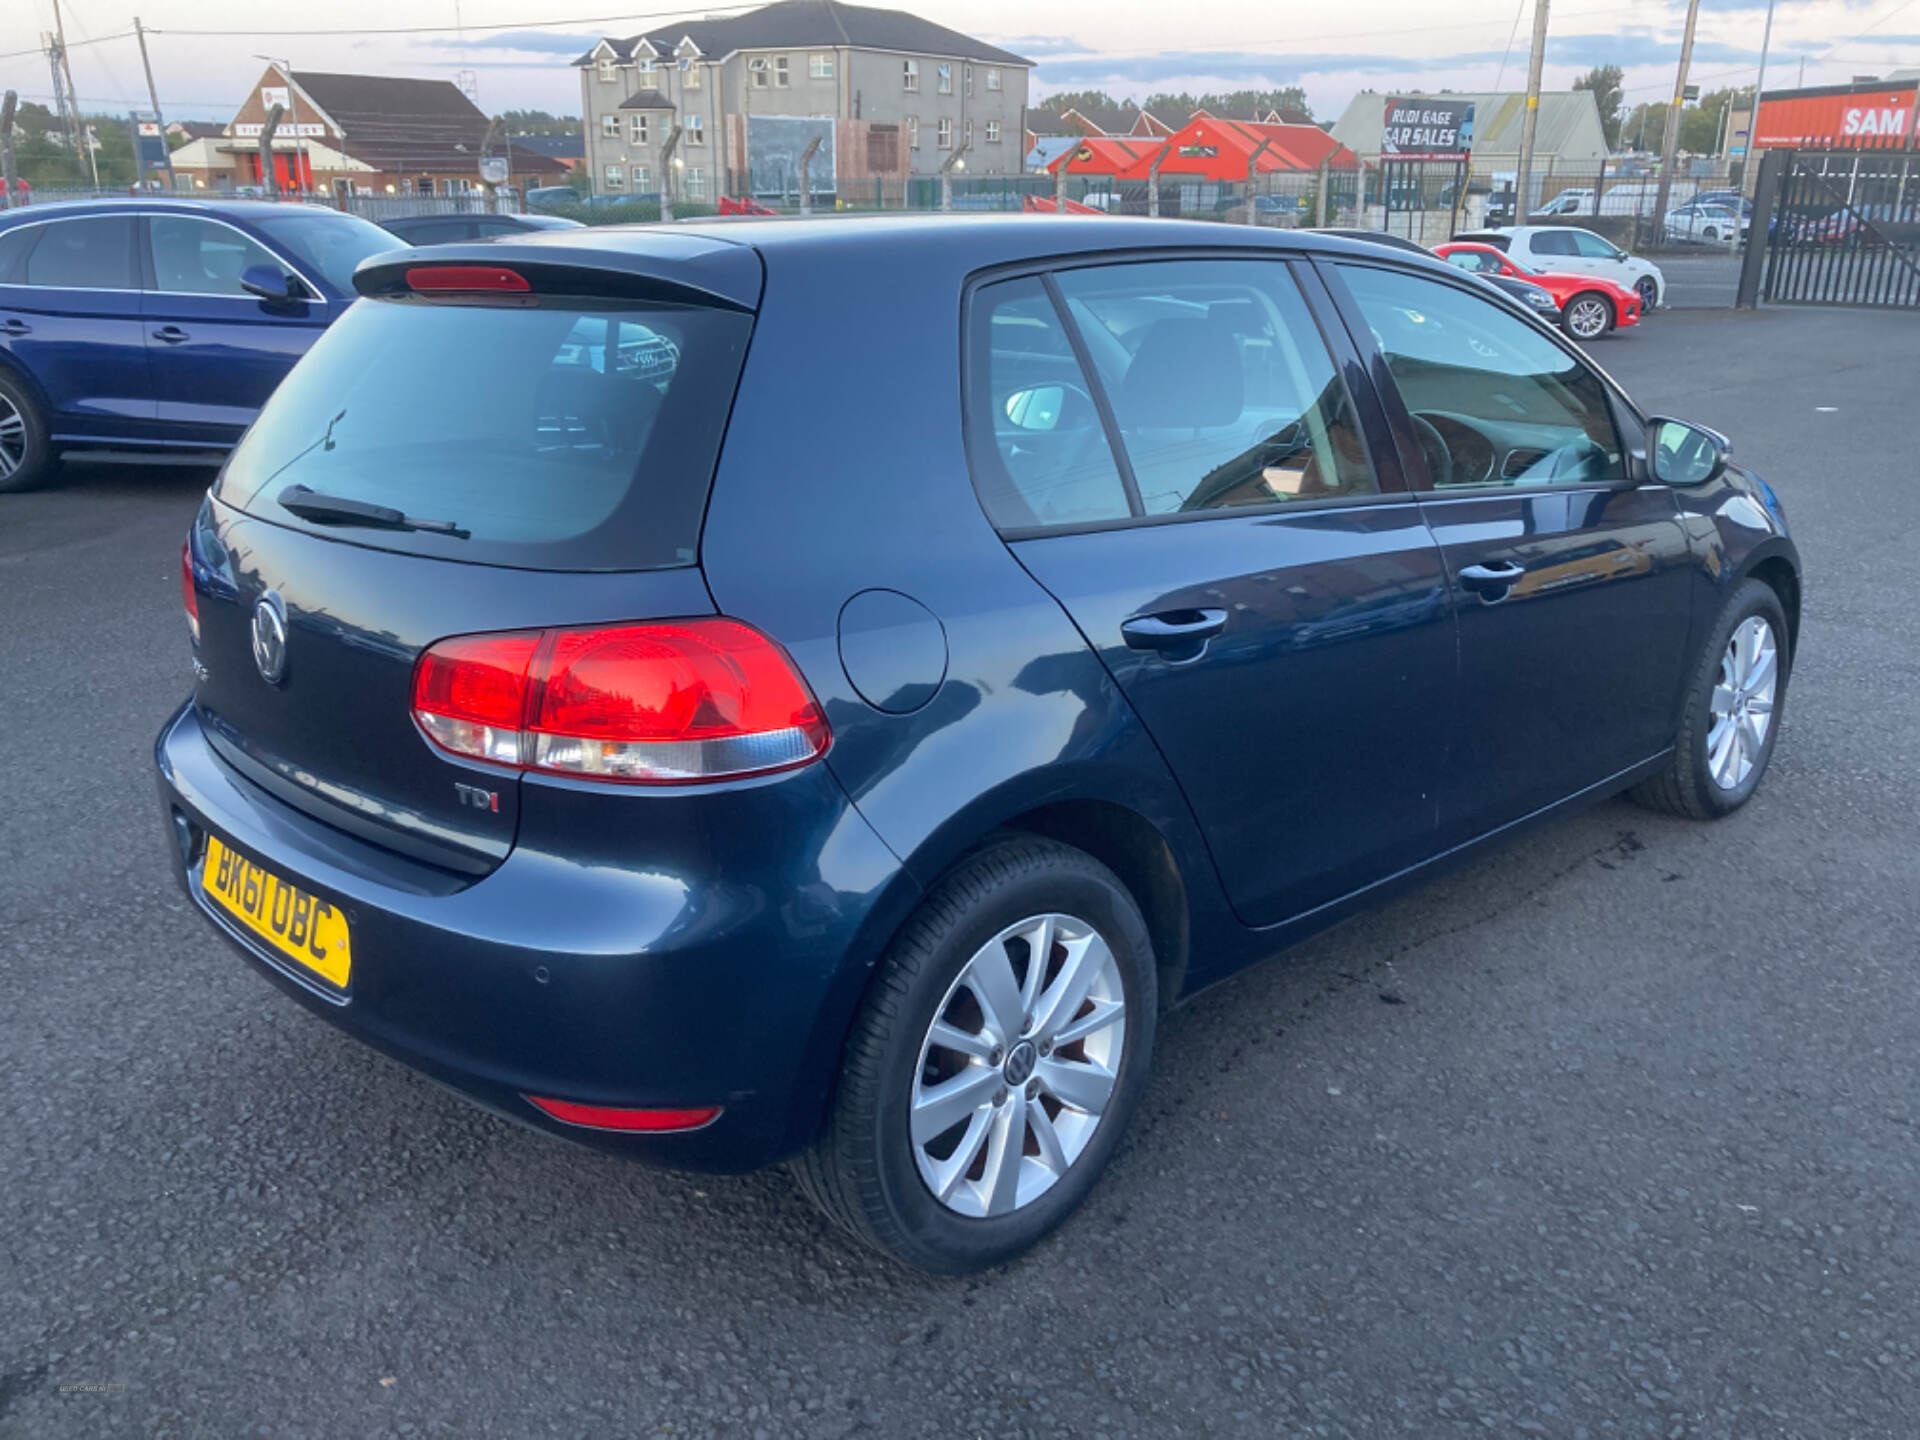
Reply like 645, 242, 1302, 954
157, 217, 1800, 1272
0, 198, 399, 491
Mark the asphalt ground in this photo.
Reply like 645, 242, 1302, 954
3, 305, 1917, 1439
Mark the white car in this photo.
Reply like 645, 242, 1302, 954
1664, 202, 1749, 245
1453, 226, 1666, 312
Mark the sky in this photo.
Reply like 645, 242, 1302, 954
4, 0, 1920, 126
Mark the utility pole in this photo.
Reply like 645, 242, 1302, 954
1748, 0, 1777, 193
259, 104, 283, 198
51, 0, 99, 187
1515, 0, 1551, 223
1, 92, 18, 209
1651, 0, 1702, 238
134, 18, 175, 193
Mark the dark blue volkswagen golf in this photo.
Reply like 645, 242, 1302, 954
156, 217, 1800, 1272
0, 198, 398, 491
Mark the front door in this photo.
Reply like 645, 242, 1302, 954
139, 214, 331, 446
967, 259, 1456, 930
0, 214, 156, 440
1329, 260, 1693, 842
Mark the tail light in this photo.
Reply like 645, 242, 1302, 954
411, 618, 830, 784
181, 539, 200, 646
526, 1096, 722, 1132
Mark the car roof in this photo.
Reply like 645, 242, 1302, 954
0, 196, 357, 227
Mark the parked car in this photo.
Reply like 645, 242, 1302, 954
1663, 202, 1748, 245
1433, 240, 1643, 339
0, 198, 402, 492
378, 211, 584, 246
1310, 228, 1565, 322
522, 185, 584, 213
158, 218, 1799, 1273
1454, 225, 1666, 314
1691, 190, 1754, 219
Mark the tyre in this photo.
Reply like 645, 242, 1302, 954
1636, 276, 1660, 313
1630, 578, 1790, 820
795, 835, 1158, 1273
1703, 226, 1719, 242
1561, 291, 1613, 340
0, 369, 59, 494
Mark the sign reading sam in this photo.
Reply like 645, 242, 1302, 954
1381, 97, 1476, 162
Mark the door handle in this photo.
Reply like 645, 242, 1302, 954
0, 318, 28, 337
1458, 561, 1526, 594
1121, 608, 1228, 652
151, 325, 191, 344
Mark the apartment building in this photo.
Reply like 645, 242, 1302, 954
574, 0, 1031, 199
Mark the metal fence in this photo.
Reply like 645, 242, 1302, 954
1750, 146, 1920, 309
2, 184, 525, 218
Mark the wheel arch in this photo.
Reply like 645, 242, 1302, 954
1744, 553, 1802, 657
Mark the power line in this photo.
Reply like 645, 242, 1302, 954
144, 3, 759, 38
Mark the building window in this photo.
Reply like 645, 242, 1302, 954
629, 114, 649, 144
597, 57, 618, 83
686, 115, 704, 144
634, 166, 652, 192
908, 116, 919, 150
938, 116, 952, 149
604, 163, 624, 190
774, 56, 790, 87
682, 59, 701, 88
638, 57, 654, 76
601, 114, 619, 139
964, 119, 972, 150
986, 120, 1001, 144
965, 64, 973, 95
750, 57, 769, 88
987, 67, 1001, 92
810, 53, 833, 79
937, 63, 952, 95
902, 59, 918, 92
686, 167, 706, 198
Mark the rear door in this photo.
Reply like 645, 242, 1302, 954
1523, 227, 1586, 276
192, 248, 758, 871
140, 213, 334, 446
0, 214, 155, 440
1326, 260, 1692, 842
970, 258, 1456, 929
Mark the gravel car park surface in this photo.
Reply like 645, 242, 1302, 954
3, 306, 1917, 1438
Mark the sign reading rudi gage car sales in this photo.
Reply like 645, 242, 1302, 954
1381, 97, 1476, 162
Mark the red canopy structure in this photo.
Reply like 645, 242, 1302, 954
1021, 194, 1105, 214
1042, 136, 1167, 181
1155, 116, 1359, 180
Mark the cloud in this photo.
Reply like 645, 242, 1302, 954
993, 35, 1090, 57
416, 30, 598, 54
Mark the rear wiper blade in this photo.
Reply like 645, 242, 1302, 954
277, 484, 468, 538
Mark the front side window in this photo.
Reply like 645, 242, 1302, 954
1054, 260, 1375, 515
938, 63, 953, 95
1570, 229, 1622, 259
1444, 249, 1501, 275
903, 59, 919, 91
604, 163, 625, 189
966, 276, 1131, 529
601, 114, 619, 139
149, 216, 279, 296
1338, 264, 1623, 490
810, 53, 833, 79
25, 216, 135, 289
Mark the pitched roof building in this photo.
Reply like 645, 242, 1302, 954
1330, 90, 1607, 169
575, 0, 1032, 198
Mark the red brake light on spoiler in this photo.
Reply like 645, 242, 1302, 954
405, 265, 531, 293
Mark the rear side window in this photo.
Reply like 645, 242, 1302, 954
1530, 230, 1577, 257
0, 224, 38, 283
24, 217, 135, 289
1053, 259, 1375, 513
215, 296, 752, 570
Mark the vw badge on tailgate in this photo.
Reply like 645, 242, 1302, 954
251, 591, 289, 685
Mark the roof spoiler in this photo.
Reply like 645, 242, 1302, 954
353, 233, 763, 312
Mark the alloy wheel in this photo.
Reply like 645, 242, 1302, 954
1636, 277, 1659, 312
1707, 616, 1778, 791
910, 912, 1126, 1218
0, 394, 24, 482
1568, 297, 1610, 339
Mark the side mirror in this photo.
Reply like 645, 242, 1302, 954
1003, 384, 1094, 433
240, 264, 304, 303
1648, 417, 1730, 486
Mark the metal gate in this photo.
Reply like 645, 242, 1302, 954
1743, 145, 1920, 308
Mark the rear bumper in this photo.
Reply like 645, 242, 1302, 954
154, 700, 913, 1172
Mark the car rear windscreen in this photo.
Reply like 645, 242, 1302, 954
215, 295, 752, 571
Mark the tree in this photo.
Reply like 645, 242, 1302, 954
1036, 90, 1125, 116
495, 109, 579, 136
1144, 88, 1313, 122
1573, 65, 1625, 150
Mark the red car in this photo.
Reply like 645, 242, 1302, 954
1433, 241, 1641, 340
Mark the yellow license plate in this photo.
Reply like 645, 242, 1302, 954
201, 836, 352, 989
